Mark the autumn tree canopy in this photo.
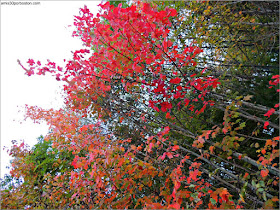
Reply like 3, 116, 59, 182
1, 1, 279, 209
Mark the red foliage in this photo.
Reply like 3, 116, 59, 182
10, 1, 279, 209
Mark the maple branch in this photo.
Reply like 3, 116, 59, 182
232, 152, 280, 177
93, 29, 134, 62
204, 138, 280, 177
177, 151, 265, 206
163, 139, 273, 200
116, 27, 138, 53
217, 105, 279, 130
211, 92, 280, 117
126, 21, 188, 81
208, 92, 279, 130
241, 100, 280, 116
236, 133, 273, 142
168, 136, 255, 175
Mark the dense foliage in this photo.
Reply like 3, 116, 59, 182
1, 1, 279, 209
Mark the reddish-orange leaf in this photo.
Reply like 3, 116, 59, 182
273, 136, 279, 141
260, 169, 269, 178
209, 146, 214, 154
166, 112, 171, 119
168, 202, 180, 209
172, 145, 180, 151
244, 172, 249, 179
271, 197, 279, 202
166, 152, 173, 159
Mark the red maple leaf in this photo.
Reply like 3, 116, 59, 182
170, 77, 181, 84
264, 108, 275, 118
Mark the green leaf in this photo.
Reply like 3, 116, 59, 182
259, 181, 265, 187
258, 188, 264, 192
263, 192, 267, 201
210, 198, 217, 204
240, 122, 246, 128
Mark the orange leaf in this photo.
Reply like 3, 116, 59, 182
272, 163, 278, 167
220, 188, 230, 202
271, 197, 279, 202
266, 139, 272, 146
273, 136, 279, 141
209, 146, 214, 154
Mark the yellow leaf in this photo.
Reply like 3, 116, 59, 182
243, 95, 253, 101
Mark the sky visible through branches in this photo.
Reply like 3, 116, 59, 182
1, 1, 100, 178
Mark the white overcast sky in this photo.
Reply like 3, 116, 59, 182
1, 1, 100, 178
